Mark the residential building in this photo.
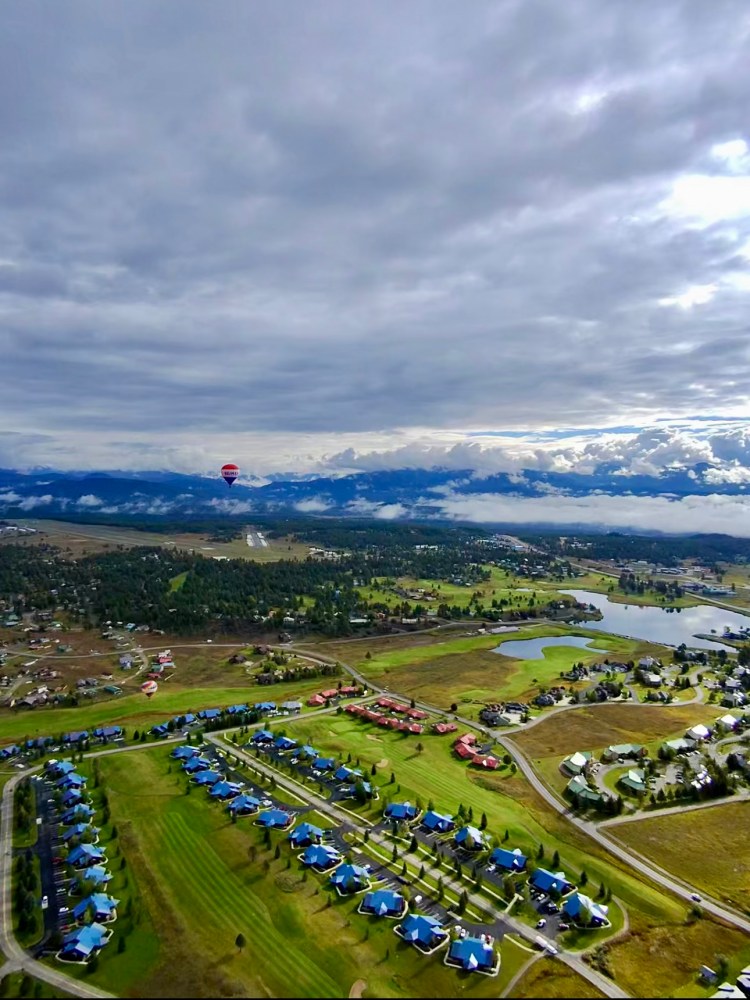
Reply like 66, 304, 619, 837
288, 822, 324, 848
396, 913, 448, 952
445, 936, 499, 975
330, 863, 371, 895
562, 891, 609, 927
58, 923, 110, 962
529, 867, 574, 895
421, 810, 454, 833
453, 825, 486, 851
489, 847, 527, 872
72, 894, 119, 924
256, 809, 293, 829
561, 751, 591, 776
227, 794, 261, 816
358, 889, 406, 918
300, 844, 341, 871
384, 802, 419, 822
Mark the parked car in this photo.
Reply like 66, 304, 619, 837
536, 918, 546, 929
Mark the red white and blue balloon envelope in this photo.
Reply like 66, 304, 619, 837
141, 680, 158, 698
221, 463, 240, 488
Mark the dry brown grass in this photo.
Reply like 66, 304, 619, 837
509, 959, 605, 998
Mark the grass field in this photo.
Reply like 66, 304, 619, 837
0, 972, 72, 998
510, 703, 718, 761
325, 625, 667, 709
611, 802, 750, 913
508, 958, 605, 998
87, 747, 530, 998
9, 519, 310, 562
0, 676, 327, 746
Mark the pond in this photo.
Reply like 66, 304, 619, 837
560, 589, 750, 651
493, 635, 608, 660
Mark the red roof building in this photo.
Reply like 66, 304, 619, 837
406, 708, 428, 720
454, 742, 475, 759
320, 688, 339, 699
433, 722, 458, 735
307, 694, 326, 707
471, 755, 499, 770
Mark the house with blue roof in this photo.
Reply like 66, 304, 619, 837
227, 704, 248, 715
193, 770, 222, 787
529, 867, 574, 896
421, 810, 454, 833
181, 712, 196, 724
72, 893, 119, 924
300, 843, 341, 871
256, 809, 293, 829
288, 822, 323, 847
330, 863, 371, 895
445, 935, 499, 975
489, 847, 527, 872
0, 745, 20, 760
61, 790, 83, 808
198, 708, 222, 720
58, 922, 111, 962
251, 729, 275, 745
209, 780, 242, 800
342, 780, 374, 800
63, 731, 89, 744
227, 794, 261, 816
396, 913, 448, 953
26, 737, 52, 750
62, 823, 99, 844
298, 745, 319, 759
151, 724, 169, 737
453, 825, 486, 851
334, 765, 362, 783
76, 866, 111, 888
312, 756, 335, 771
358, 888, 406, 918
56, 772, 86, 790
67, 843, 106, 868
274, 735, 297, 752
255, 701, 277, 714
61, 804, 94, 825
384, 802, 419, 822
562, 891, 610, 928
93, 726, 122, 740
48, 759, 76, 778
183, 757, 211, 774
172, 745, 198, 760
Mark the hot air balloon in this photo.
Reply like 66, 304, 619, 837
221, 463, 240, 488
141, 680, 158, 698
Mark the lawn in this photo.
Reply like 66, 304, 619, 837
329, 625, 668, 709
0, 972, 72, 998
84, 747, 529, 998
610, 801, 750, 913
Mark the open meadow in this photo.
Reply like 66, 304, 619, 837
319, 626, 668, 709
611, 801, 750, 914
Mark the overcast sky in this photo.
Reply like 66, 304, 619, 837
2, 0, 750, 477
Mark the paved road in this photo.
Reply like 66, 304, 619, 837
212, 735, 629, 999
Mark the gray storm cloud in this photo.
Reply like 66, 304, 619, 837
1, 1, 750, 472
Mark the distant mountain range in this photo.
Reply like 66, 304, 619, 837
0, 463, 747, 531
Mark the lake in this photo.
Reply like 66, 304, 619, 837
561, 589, 750, 650
493, 635, 608, 660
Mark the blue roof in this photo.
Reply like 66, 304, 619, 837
227, 794, 261, 813
252, 729, 275, 743
257, 809, 291, 828
49, 759, 76, 776
182, 713, 196, 723
530, 867, 573, 894
422, 810, 454, 832
60, 922, 109, 958
172, 745, 198, 760
454, 825, 486, 848
489, 847, 527, 871
299, 745, 319, 758
227, 704, 248, 714
62, 823, 98, 842
562, 891, 609, 924
313, 757, 335, 770
330, 863, 370, 891
183, 757, 211, 772
399, 913, 446, 946
93, 726, 122, 738
209, 781, 242, 798
193, 770, 221, 786
301, 844, 340, 868
198, 708, 221, 719
288, 822, 324, 846
448, 936, 495, 971
64, 731, 88, 743
72, 893, 118, 921
361, 889, 405, 916
334, 765, 362, 782
255, 702, 277, 712
56, 772, 85, 789
67, 843, 105, 866
61, 790, 83, 807
385, 802, 418, 821
61, 805, 94, 825
274, 736, 297, 750
80, 866, 111, 886
151, 724, 169, 735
